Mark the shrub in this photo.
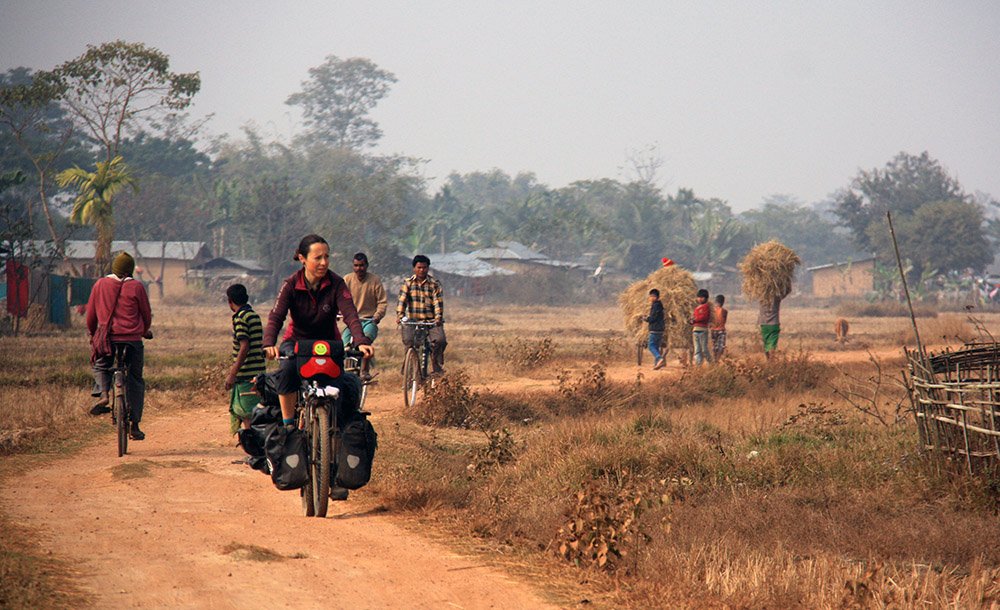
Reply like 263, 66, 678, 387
489, 336, 555, 371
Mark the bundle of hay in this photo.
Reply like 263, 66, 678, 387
739, 240, 801, 303
619, 264, 698, 350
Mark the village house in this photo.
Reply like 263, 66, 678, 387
57, 240, 211, 301
807, 257, 876, 298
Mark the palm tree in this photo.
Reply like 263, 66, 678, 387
57, 155, 137, 274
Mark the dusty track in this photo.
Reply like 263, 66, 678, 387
1, 393, 559, 609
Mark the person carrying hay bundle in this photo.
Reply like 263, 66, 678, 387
739, 240, 801, 359
619, 264, 698, 367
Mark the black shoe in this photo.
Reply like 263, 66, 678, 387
129, 423, 145, 441
90, 403, 112, 416
330, 486, 349, 501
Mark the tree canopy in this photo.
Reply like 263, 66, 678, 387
286, 55, 396, 150
52, 40, 200, 163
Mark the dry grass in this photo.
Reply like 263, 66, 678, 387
740, 240, 801, 303
4, 298, 1000, 608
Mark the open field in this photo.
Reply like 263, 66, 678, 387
2, 300, 1000, 608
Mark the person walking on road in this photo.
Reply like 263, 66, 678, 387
225, 283, 265, 436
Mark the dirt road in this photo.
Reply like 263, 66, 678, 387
1, 393, 560, 609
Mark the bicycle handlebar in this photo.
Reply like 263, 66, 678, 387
399, 320, 437, 327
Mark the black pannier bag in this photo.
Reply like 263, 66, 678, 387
335, 412, 377, 490
238, 404, 283, 474
253, 372, 281, 408
264, 425, 310, 490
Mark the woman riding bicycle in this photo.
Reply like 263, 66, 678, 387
262, 235, 374, 430
86, 251, 153, 440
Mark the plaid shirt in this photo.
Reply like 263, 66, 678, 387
396, 274, 444, 322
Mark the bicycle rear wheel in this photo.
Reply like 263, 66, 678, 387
310, 405, 331, 517
114, 375, 128, 457
402, 348, 420, 408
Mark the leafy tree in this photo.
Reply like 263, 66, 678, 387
286, 56, 396, 149
739, 195, 860, 267
833, 152, 977, 278
52, 40, 200, 164
0, 68, 83, 242
894, 199, 992, 276
120, 131, 211, 178
231, 176, 308, 290
57, 156, 137, 273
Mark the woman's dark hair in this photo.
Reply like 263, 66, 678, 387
697, 288, 710, 299
295, 234, 328, 261
649, 288, 660, 298
412, 254, 430, 267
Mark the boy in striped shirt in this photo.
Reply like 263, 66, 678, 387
226, 284, 266, 435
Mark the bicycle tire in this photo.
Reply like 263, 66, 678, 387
115, 374, 128, 457
311, 404, 331, 518
358, 380, 369, 411
299, 409, 315, 517
402, 348, 420, 408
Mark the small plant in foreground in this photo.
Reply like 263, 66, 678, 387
555, 471, 671, 574
468, 427, 517, 474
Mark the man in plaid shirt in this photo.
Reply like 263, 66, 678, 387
396, 254, 447, 374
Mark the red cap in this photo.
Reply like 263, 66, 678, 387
661, 257, 674, 267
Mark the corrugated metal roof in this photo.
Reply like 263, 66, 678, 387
62, 240, 210, 261
469, 240, 545, 261
806, 257, 876, 272
190, 257, 268, 272
469, 241, 580, 269
431, 252, 514, 278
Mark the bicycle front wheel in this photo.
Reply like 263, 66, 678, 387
310, 405, 331, 518
358, 380, 369, 411
114, 376, 128, 457
299, 409, 315, 517
402, 348, 420, 408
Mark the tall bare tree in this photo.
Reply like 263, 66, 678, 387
53, 40, 200, 164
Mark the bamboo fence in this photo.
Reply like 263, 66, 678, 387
906, 343, 1000, 473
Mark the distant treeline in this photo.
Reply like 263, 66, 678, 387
2, 45, 996, 289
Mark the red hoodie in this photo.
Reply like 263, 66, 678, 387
86, 275, 152, 342
691, 302, 711, 329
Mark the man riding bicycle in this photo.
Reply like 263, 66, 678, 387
341, 252, 387, 381
396, 254, 446, 375
86, 252, 152, 440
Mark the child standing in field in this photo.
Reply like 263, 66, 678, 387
225, 284, 266, 436
690, 288, 712, 366
711, 294, 728, 360
644, 288, 666, 370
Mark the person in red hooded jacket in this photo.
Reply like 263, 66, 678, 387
86, 252, 153, 440
688, 288, 712, 366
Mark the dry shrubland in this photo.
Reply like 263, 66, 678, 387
5, 300, 1000, 608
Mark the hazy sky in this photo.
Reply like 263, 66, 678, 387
2, 1, 998, 210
